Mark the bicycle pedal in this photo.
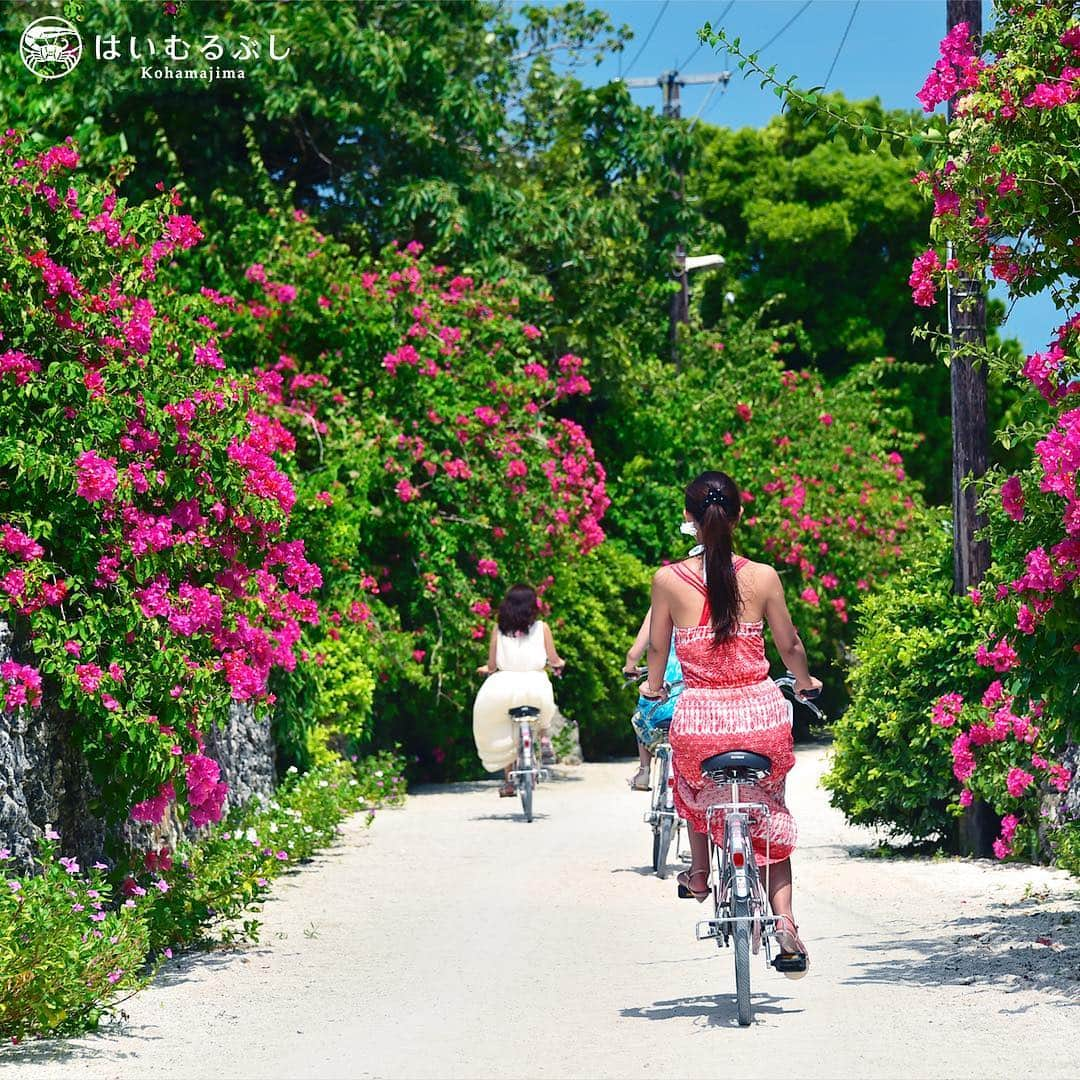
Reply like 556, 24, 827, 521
772, 953, 808, 974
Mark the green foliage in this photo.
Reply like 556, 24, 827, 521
0, 751, 406, 1041
693, 95, 932, 376
545, 541, 651, 759
0, 838, 152, 1041
603, 314, 926, 674
823, 520, 982, 840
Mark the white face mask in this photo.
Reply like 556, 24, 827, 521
679, 521, 698, 537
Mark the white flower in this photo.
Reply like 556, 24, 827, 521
317, 780, 329, 788
287, 765, 299, 775
268, 822, 279, 834
245, 827, 259, 845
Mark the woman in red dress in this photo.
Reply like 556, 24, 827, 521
642, 471, 821, 970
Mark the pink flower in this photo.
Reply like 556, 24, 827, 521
958, 788, 973, 807
130, 782, 175, 825
735, 403, 752, 422
184, 753, 227, 828
522, 324, 542, 340
395, 479, 420, 503
75, 663, 104, 694
74, 451, 118, 503
107, 969, 124, 984
908, 249, 942, 307
818, 413, 834, 427
0, 525, 43, 560
412, 649, 426, 663
1005, 767, 1034, 798
931, 692, 963, 728
800, 587, 819, 607
1000, 475, 1025, 521
951, 732, 975, 783
477, 558, 499, 577
975, 637, 1019, 673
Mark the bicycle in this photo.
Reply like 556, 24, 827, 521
688, 675, 825, 1027
625, 667, 684, 878
506, 705, 548, 823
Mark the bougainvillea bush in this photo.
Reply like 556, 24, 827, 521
169, 196, 611, 777
605, 314, 925, 674
839, 0, 1078, 863
0, 131, 333, 830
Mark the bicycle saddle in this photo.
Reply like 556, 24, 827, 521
509, 705, 541, 718
700, 750, 771, 776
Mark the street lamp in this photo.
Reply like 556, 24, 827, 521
671, 251, 725, 366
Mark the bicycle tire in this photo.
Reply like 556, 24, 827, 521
520, 770, 534, 822
650, 752, 667, 871
656, 816, 674, 879
733, 894, 752, 1026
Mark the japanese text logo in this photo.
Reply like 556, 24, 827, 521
21, 16, 83, 80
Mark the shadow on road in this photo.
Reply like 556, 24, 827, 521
845, 900, 1080, 1003
469, 811, 551, 822
409, 769, 584, 800
621, 992, 799, 1028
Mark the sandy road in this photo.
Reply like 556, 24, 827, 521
5, 745, 1078, 1080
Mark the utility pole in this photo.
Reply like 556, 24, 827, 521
622, 69, 730, 363
947, 0, 990, 597
946, 0, 995, 859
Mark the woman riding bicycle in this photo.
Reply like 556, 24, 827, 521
643, 471, 821, 971
623, 607, 683, 790
473, 583, 566, 797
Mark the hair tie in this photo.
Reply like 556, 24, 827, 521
699, 489, 728, 513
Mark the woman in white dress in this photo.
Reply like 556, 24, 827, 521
473, 583, 566, 796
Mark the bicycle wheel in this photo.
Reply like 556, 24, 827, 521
656, 816, 675, 879
650, 755, 665, 871
733, 894, 752, 1026
519, 769, 534, 822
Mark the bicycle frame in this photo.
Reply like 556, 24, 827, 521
694, 774, 779, 967
507, 717, 548, 788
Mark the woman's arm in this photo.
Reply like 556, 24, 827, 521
762, 567, 821, 694
624, 608, 652, 674
541, 622, 565, 674
645, 572, 674, 697
476, 624, 499, 676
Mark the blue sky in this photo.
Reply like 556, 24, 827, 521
516, 0, 1059, 354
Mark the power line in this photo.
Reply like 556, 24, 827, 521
754, 0, 813, 55
680, 0, 736, 71
624, 0, 670, 78
689, 75, 728, 130
822, 1, 859, 89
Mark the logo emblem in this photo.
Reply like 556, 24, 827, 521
20, 17, 83, 80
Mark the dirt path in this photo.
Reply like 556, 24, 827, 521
5, 746, 1078, 1079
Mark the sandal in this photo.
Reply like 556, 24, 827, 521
676, 867, 710, 903
627, 765, 651, 792
498, 780, 516, 798
540, 737, 556, 766
772, 914, 810, 979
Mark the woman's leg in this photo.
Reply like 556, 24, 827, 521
499, 765, 515, 796
677, 825, 711, 896
765, 858, 793, 923
638, 742, 652, 769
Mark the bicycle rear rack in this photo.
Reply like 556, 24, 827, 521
508, 767, 549, 784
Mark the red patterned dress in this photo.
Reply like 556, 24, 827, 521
668, 558, 796, 866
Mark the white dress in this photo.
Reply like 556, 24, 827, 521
472, 621, 556, 773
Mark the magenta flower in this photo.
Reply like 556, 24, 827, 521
74, 451, 118, 503
1005, 767, 1034, 798
1000, 475, 1025, 521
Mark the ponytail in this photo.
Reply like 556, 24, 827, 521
685, 471, 742, 644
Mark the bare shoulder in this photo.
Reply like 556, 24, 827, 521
652, 563, 683, 589
740, 559, 782, 590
